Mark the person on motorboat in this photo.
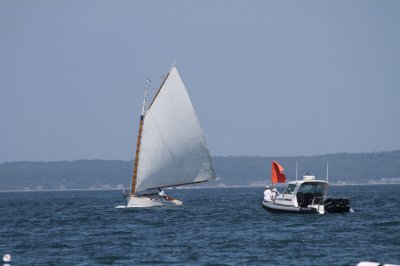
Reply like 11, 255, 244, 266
264, 186, 272, 202
271, 187, 280, 201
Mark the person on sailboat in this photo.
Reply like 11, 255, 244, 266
271, 187, 280, 201
157, 188, 182, 205
158, 188, 166, 199
264, 186, 272, 202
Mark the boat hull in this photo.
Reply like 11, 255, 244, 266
123, 195, 183, 208
262, 201, 322, 214
126, 196, 165, 208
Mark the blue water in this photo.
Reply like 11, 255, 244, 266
1, 185, 400, 265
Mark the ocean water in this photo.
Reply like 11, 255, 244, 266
1, 185, 400, 265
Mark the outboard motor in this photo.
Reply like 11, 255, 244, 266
324, 198, 350, 213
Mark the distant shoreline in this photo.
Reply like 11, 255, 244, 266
2, 152, 400, 191
1, 182, 399, 193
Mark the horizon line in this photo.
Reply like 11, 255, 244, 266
1, 149, 399, 164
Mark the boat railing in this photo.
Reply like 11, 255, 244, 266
311, 196, 325, 205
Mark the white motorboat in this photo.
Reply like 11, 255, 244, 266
262, 172, 351, 214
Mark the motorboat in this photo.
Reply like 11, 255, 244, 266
262, 173, 351, 214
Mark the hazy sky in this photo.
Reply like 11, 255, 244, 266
1, 1, 399, 162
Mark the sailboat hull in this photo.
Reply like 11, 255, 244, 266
124, 195, 183, 208
126, 196, 165, 208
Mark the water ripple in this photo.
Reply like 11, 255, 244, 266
1, 186, 400, 265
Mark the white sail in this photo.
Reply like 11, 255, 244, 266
135, 66, 215, 192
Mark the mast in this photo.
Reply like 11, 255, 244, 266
130, 80, 149, 196
296, 161, 298, 181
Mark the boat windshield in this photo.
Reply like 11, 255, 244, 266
298, 183, 325, 196
283, 184, 297, 195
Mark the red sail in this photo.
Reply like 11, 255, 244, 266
271, 161, 286, 183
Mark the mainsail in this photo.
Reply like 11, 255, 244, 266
132, 66, 215, 193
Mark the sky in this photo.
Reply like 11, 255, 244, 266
1, 1, 400, 162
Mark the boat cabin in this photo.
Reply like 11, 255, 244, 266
274, 175, 329, 208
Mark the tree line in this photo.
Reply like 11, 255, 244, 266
1, 150, 400, 191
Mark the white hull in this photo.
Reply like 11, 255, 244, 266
262, 200, 325, 214
119, 195, 183, 208
126, 196, 165, 208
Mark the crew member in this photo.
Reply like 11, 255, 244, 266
264, 186, 272, 202
158, 188, 166, 198
271, 187, 280, 201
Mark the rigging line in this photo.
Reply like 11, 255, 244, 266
148, 64, 175, 110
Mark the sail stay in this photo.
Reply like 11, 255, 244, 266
133, 66, 215, 193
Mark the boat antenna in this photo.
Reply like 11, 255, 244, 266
326, 162, 329, 182
295, 161, 298, 181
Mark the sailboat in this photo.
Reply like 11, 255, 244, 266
123, 64, 215, 208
